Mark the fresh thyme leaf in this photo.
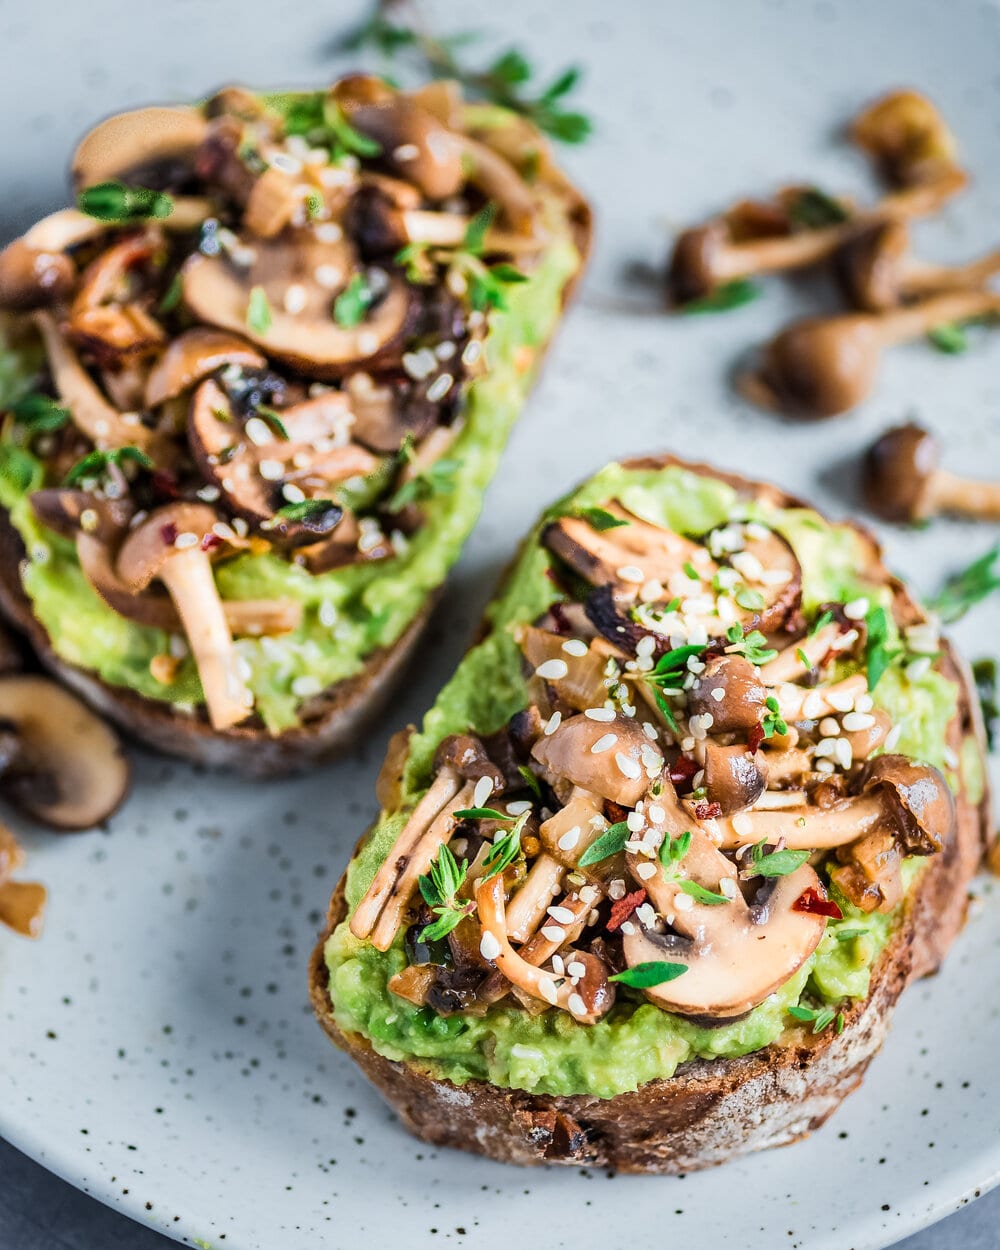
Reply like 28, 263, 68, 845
272, 498, 340, 526
810, 608, 835, 635
972, 657, 998, 750
517, 765, 543, 801
64, 445, 153, 486
835, 927, 870, 942
419, 907, 470, 942
727, 626, 778, 665
864, 604, 899, 691
254, 406, 290, 440
10, 393, 70, 433
651, 644, 706, 682
680, 278, 760, 314
489, 262, 528, 283
480, 811, 530, 882
246, 285, 272, 334
333, 272, 375, 328
610, 961, 688, 988
417, 842, 474, 942
679, 879, 730, 906
395, 241, 435, 284
927, 323, 968, 355
322, 98, 383, 159
658, 830, 691, 866
929, 546, 1000, 623
464, 203, 497, 256
654, 690, 680, 734
683, 561, 699, 580
577, 821, 630, 867
0, 443, 40, 491
746, 840, 809, 878
77, 180, 173, 221
786, 186, 849, 230
788, 1003, 838, 1034
576, 507, 628, 532
735, 587, 766, 611
452, 807, 508, 821
387, 457, 461, 512
488, 48, 532, 86
761, 695, 788, 739
796, 647, 813, 669
158, 271, 184, 315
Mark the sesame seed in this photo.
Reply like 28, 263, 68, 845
357, 331, 380, 356
435, 340, 457, 360
856, 693, 874, 713
543, 710, 562, 736
906, 656, 932, 682
535, 658, 568, 680
461, 339, 482, 366
801, 692, 825, 720
479, 930, 502, 961
608, 879, 626, 900
616, 565, 645, 583
843, 597, 870, 620
473, 775, 494, 809
258, 459, 284, 481
393, 142, 420, 161
291, 675, 322, 698
567, 993, 588, 1017
567, 960, 586, 978
826, 689, 856, 713
819, 716, 841, 737
281, 483, 306, 504
720, 877, 738, 899
557, 826, 581, 852
552, 953, 565, 976
562, 638, 588, 657
591, 733, 617, 754
318, 601, 338, 628
314, 263, 343, 289
79, 508, 99, 533
174, 531, 199, 549
548, 905, 575, 925
314, 222, 343, 243
731, 812, 752, 837
506, 800, 532, 816
634, 861, 656, 881
619, 920, 636, 935
626, 811, 645, 833
541, 925, 566, 943
584, 706, 616, 722
196, 484, 221, 502
426, 373, 454, 403
283, 283, 308, 314
674, 893, 694, 911
760, 567, 793, 586
270, 152, 302, 174
842, 711, 876, 731
884, 725, 901, 751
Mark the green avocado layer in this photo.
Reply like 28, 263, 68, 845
0, 219, 580, 731
324, 463, 962, 1099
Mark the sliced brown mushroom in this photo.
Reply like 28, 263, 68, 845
32, 311, 171, 461
530, 712, 661, 807
182, 239, 416, 379
687, 655, 768, 734
72, 105, 209, 191
851, 89, 963, 191
67, 231, 166, 365
836, 221, 1000, 312
0, 240, 76, 310
829, 829, 903, 914
116, 504, 252, 730
859, 754, 954, 855
740, 288, 1000, 419
433, 733, 506, 796
0, 675, 129, 829
344, 372, 439, 454
144, 328, 266, 408
863, 422, 1000, 522
517, 625, 611, 712
702, 740, 767, 814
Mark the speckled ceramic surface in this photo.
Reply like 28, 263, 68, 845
1, 1, 999, 1247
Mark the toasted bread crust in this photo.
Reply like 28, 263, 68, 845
309, 457, 992, 1171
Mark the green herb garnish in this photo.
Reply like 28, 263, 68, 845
255, 406, 290, 440
796, 647, 813, 670
77, 180, 173, 221
417, 842, 473, 942
284, 94, 382, 161
333, 273, 375, 328
678, 879, 730, 906
453, 807, 508, 821
64, 445, 153, 486
835, 927, 870, 942
760, 695, 788, 739
0, 444, 40, 491
517, 765, 543, 801
973, 657, 997, 751
609, 961, 688, 988
270, 498, 340, 526
786, 186, 849, 230
658, 830, 691, 867
577, 821, 630, 868
927, 323, 968, 355
576, 506, 628, 532
810, 608, 835, 636
680, 278, 760, 315
387, 457, 461, 512
246, 285, 272, 335
929, 546, 1000, 623
480, 812, 530, 883
725, 624, 778, 665
735, 587, 766, 612
864, 604, 900, 690
158, 272, 184, 315
788, 1003, 838, 1033
10, 393, 69, 433
746, 840, 809, 878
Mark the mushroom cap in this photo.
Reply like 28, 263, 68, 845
72, 105, 209, 191
0, 675, 129, 830
530, 712, 656, 808
67, 231, 166, 365
622, 863, 828, 1018
30, 488, 133, 544
667, 223, 725, 305
835, 221, 910, 312
117, 502, 221, 592
332, 76, 465, 202
860, 753, 955, 855
433, 734, 507, 795
754, 314, 883, 419
144, 328, 266, 408
702, 741, 767, 815
0, 239, 76, 311
688, 655, 768, 734
862, 422, 938, 522
851, 89, 961, 189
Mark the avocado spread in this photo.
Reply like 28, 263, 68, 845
325, 464, 963, 1099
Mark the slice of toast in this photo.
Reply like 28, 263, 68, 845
0, 81, 591, 776
310, 456, 992, 1171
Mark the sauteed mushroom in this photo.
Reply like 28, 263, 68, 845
67, 230, 166, 364
72, 105, 209, 191
531, 712, 660, 807
863, 422, 1000, 522
741, 288, 1000, 419
144, 328, 265, 407
851, 89, 963, 191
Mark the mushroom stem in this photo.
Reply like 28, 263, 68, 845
157, 549, 251, 731
703, 793, 886, 849
774, 673, 868, 723
504, 853, 565, 943
759, 622, 847, 684
872, 288, 1000, 347
864, 422, 1000, 521
900, 246, 1000, 298
923, 468, 1000, 520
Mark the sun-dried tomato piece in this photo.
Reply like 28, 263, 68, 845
793, 886, 843, 919
669, 755, 698, 789
747, 723, 766, 754
606, 888, 647, 932
694, 800, 723, 819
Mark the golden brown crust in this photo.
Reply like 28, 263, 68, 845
308, 455, 992, 1171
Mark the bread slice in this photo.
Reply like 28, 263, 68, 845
0, 83, 591, 777
310, 456, 992, 1172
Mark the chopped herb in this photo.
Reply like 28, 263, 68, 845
864, 604, 900, 690
158, 272, 184, 315
255, 406, 290, 440
270, 498, 340, 527
653, 690, 679, 734
10, 393, 69, 433
463, 203, 497, 256
786, 186, 849, 230
64, 445, 153, 486
927, 323, 968, 355
576, 506, 628, 532
417, 842, 473, 942
284, 94, 382, 161
246, 285, 272, 335
395, 240, 435, 284
788, 1003, 838, 1033
480, 811, 530, 882
796, 647, 813, 670
760, 696, 788, 739
658, 830, 691, 867
680, 278, 760, 315
835, 1011, 845, 1034
735, 586, 766, 612
387, 457, 461, 512
683, 561, 699, 580
462, 257, 529, 312
340, 12, 592, 144
746, 840, 810, 878
810, 608, 835, 635
453, 806, 508, 821
609, 961, 688, 988
333, 272, 375, 328
77, 180, 173, 221
0, 443, 39, 491
678, 879, 729, 906
726, 624, 778, 665
835, 927, 870, 942
517, 765, 543, 801
972, 657, 998, 750
305, 190, 324, 220
577, 821, 630, 867
929, 546, 1000, 623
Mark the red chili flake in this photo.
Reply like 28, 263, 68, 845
604, 799, 629, 825
548, 602, 572, 635
160, 521, 179, 546
694, 801, 723, 819
669, 755, 698, 787
200, 532, 223, 552
606, 889, 647, 933
793, 887, 843, 919
151, 469, 179, 499
747, 723, 766, 754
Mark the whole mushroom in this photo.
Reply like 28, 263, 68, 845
863, 422, 1000, 522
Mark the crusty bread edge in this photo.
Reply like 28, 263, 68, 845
308, 455, 992, 1173
0, 180, 593, 777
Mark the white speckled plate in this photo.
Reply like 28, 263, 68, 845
1, 1, 999, 1247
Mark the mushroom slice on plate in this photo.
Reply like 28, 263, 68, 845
0, 675, 129, 830
72, 105, 209, 191
67, 231, 166, 365
530, 712, 661, 808
144, 328, 266, 408
116, 503, 252, 730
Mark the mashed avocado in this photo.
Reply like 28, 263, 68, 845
325, 464, 961, 1099
0, 222, 580, 731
